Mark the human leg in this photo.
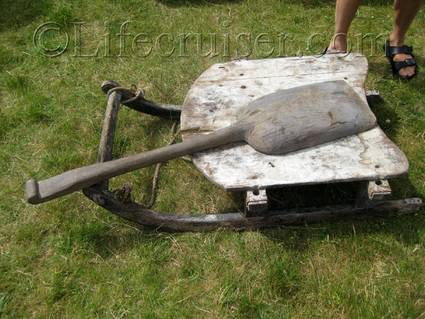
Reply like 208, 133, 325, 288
328, 0, 362, 52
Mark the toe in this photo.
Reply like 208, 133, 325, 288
392, 53, 416, 78
398, 66, 415, 78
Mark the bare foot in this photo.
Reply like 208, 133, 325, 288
327, 33, 347, 53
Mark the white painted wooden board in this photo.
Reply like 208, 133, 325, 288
180, 53, 408, 191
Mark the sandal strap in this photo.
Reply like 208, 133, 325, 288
393, 58, 417, 71
385, 42, 414, 57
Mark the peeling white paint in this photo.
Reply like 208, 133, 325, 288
181, 54, 408, 191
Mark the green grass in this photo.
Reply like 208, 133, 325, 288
1, 0, 425, 317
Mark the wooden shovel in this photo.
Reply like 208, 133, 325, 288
26, 80, 377, 204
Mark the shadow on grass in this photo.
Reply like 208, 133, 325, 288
263, 209, 425, 252
366, 82, 401, 139
368, 55, 424, 90
294, 0, 394, 8
263, 175, 423, 252
56, 215, 178, 259
158, 0, 393, 7
157, 0, 242, 7
81, 176, 423, 258
395, 55, 425, 94
0, 0, 50, 31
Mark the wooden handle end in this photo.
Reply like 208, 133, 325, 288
25, 179, 42, 204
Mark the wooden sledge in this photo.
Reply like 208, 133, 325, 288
82, 53, 422, 231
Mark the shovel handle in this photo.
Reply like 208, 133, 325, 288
25, 126, 242, 204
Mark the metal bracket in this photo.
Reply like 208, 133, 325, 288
368, 180, 392, 200
356, 179, 392, 206
245, 190, 268, 217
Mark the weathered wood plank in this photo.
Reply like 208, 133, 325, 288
190, 127, 408, 191
195, 54, 368, 84
181, 54, 368, 133
181, 53, 409, 191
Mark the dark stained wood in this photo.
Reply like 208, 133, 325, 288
101, 80, 181, 120
83, 186, 423, 232
96, 91, 121, 190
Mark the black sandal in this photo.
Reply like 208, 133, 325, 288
384, 40, 418, 80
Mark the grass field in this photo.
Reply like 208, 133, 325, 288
1, 0, 425, 317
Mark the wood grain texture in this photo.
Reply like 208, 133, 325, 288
96, 91, 121, 190
181, 53, 409, 191
83, 186, 422, 232
101, 80, 181, 120
98, 91, 121, 164
27, 79, 378, 204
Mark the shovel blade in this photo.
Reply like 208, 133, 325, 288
241, 80, 377, 155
